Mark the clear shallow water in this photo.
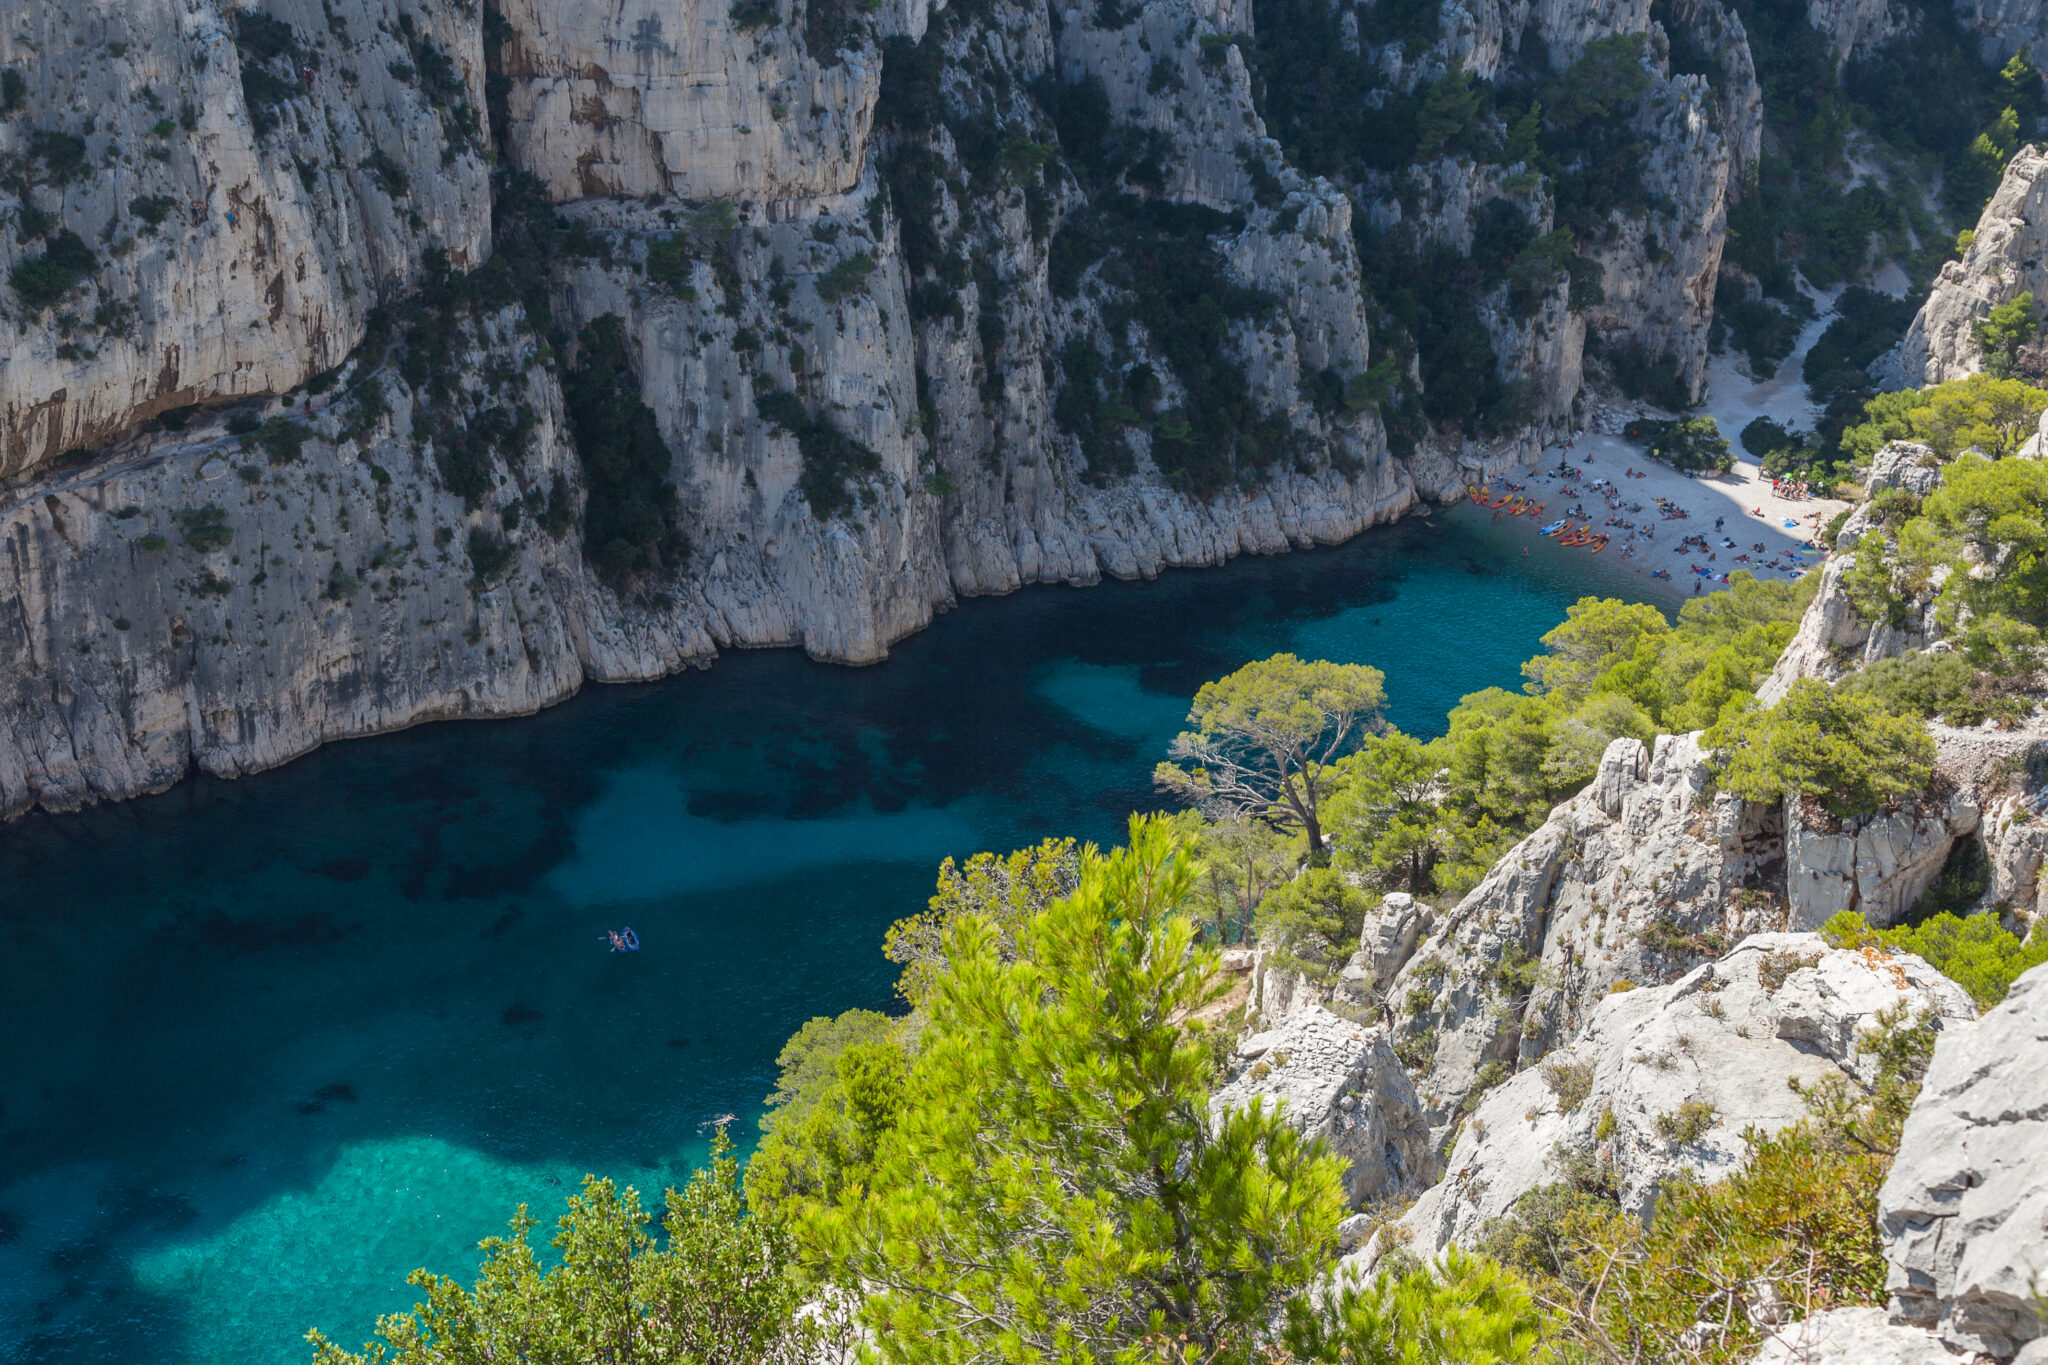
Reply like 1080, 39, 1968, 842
0, 514, 1648, 1365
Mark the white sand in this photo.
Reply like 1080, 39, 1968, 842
1461, 298, 1853, 609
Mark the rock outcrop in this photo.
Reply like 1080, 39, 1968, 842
1747, 1306, 1956, 1365
1783, 785, 1982, 930
1402, 934, 1976, 1257
1879, 960, 2048, 1359
1378, 734, 1793, 1134
1216, 1004, 1435, 1208
1898, 144, 2048, 386
1761, 441, 1946, 700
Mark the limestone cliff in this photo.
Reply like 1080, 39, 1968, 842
0, 0, 1760, 815
1898, 144, 2048, 385
0, 0, 492, 476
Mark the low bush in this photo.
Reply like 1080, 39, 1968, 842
1826, 907, 2048, 1008
756, 388, 882, 518
10, 229, 95, 310
563, 316, 685, 585
172, 506, 233, 553
1626, 414, 1734, 473
814, 252, 876, 304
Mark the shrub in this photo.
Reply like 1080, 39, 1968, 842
755, 388, 881, 518
563, 315, 685, 585
1609, 344, 1692, 411
1252, 868, 1375, 996
1841, 650, 1974, 720
465, 528, 513, 585
239, 416, 311, 465
172, 506, 233, 552
814, 251, 876, 304
1652, 1098, 1717, 1144
364, 147, 410, 197
1626, 414, 1734, 473
1876, 910, 2048, 1009
1542, 1058, 1595, 1112
1532, 1122, 1891, 1360
1706, 677, 1935, 817
1716, 286, 1804, 379
644, 232, 696, 298
129, 194, 175, 229
10, 229, 96, 309
30, 130, 88, 183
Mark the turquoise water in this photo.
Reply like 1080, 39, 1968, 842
0, 513, 1647, 1365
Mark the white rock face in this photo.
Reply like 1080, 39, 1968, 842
1879, 961, 2048, 1359
0, 308, 658, 816
1747, 1306, 1956, 1365
1213, 1003, 1435, 1208
1803, 0, 1910, 64
1955, 0, 2048, 63
0, 0, 1766, 812
1760, 443, 1954, 702
1383, 734, 1797, 1133
1783, 786, 1982, 930
0, 0, 492, 478
1402, 934, 1976, 1257
1899, 145, 2048, 385
494, 0, 899, 202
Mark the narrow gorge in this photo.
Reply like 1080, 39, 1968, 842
9, 0, 2048, 1362
0, 0, 1760, 815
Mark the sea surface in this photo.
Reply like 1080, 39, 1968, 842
0, 510, 1647, 1365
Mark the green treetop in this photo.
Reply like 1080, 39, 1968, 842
802, 815, 1350, 1364
1154, 653, 1387, 861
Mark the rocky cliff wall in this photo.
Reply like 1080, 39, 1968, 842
1898, 144, 2048, 386
0, 0, 492, 479
0, 0, 1761, 814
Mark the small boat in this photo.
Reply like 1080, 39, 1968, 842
607, 926, 641, 953
1588, 535, 1610, 554
1539, 518, 1567, 536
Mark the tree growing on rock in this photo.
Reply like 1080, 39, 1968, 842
1705, 678, 1935, 818
1253, 866, 1377, 997
1155, 653, 1387, 862
801, 816, 1352, 1364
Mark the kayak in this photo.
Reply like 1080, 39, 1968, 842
1539, 518, 1567, 536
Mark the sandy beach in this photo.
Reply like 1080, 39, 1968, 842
1456, 307, 1854, 610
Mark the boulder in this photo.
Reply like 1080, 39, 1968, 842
1402, 934, 1977, 1257
1746, 1306, 1955, 1364
1213, 1004, 1434, 1208
1879, 961, 2048, 1359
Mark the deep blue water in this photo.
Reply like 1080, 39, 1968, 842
0, 511, 1648, 1365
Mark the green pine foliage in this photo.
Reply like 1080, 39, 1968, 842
307, 1130, 828, 1364
563, 315, 686, 585
1313, 579, 1809, 901
1705, 678, 1935, 818
1252, 867, 1377, 995
802, 817, 1353, 1364
1823, 908, 2048, 1009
